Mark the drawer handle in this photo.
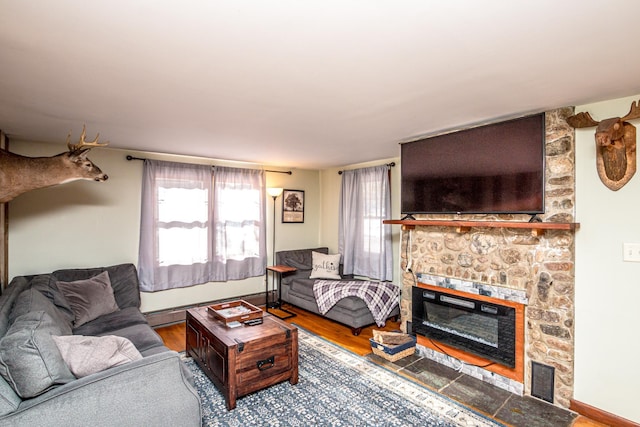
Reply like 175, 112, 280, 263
257, 356, 275, 371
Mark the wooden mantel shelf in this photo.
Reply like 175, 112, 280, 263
383, 219, 579, 236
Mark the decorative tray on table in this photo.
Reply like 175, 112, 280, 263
208, 300, 263, 324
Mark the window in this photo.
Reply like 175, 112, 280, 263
339, 165, 393, 281
157, 181, 209, 266
138, 160, 266, 292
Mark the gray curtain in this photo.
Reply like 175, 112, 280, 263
138, 160, 266, 292
338, 165, 393, 281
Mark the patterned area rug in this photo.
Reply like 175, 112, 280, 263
183, 328, 504, 426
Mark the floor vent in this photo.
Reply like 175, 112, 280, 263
531, 361, 555, 403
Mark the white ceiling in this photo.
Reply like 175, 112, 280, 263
2, 1, 640, 169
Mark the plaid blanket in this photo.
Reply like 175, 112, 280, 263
313, 280, 400, 327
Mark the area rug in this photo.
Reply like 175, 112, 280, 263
183, 328, 504, 426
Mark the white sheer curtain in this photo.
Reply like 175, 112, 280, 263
210, 166, 266, 281
138, 160, 266, 292
338, 165, 393, 281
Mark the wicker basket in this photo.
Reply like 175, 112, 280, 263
369, 334, 416, 362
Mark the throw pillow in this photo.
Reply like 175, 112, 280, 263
29, 274, 76, 323
9, 287, 73, 333
53, 264, 142, 309
52, 335, 143, 378
56, 271, 120, 328
0, 311, 75, 398
309, 251, 341, 280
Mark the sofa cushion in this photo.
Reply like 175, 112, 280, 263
9, 288, 73, 333
0, 276, 31, 338
309, 251, 341, 280
72, 306, 149, 336
53, 264, 142, 309
56, 271, 120, 328
99, 324, 166, 353
28, 274, 75, 323
289, 278, 316, 297
52, 335, 143, 378
289, 279, 370, 310
277, 247, 328, 271
0, 377, 20, 417
0, 311, 75, 398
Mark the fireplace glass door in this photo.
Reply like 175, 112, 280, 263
412, 287, 516, 367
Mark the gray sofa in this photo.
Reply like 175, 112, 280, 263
276, 247, 399, 335
0, 263, 201, 426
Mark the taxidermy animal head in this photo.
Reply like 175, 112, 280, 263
566, 101, 639, 191
0, 125, 109, 203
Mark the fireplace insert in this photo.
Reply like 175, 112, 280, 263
412, 286, 516, 367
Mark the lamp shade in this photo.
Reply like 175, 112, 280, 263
267, 187, 284, 198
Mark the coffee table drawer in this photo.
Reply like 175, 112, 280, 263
237, 345, 291, 386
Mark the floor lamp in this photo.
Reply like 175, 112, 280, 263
266, 187, 283, 311
267, 187, 283, 266
265, 187, 296, 319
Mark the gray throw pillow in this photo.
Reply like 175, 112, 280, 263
9, 288, 73, 333
56, 271, 120, 328
53, 264, 142, 309
0, 311, 75, 398
52, 335, 143, 378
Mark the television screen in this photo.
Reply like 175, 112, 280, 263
401, 113, 545, 215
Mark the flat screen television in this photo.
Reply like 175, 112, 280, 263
401, 113, 545, 215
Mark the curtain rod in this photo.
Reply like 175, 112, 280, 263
338, 162, 396, 175
125, 155, 293, 174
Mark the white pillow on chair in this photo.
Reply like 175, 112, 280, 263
309, 251, 341, 280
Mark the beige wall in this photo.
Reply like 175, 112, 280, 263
574, 94, 640, 423
7, 140, 321, 313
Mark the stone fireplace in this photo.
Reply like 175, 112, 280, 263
398, 107, 576, 408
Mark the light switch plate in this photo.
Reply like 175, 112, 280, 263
623, 243, 640, 262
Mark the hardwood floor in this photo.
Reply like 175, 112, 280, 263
155, 303, 603, 427
155, 303, 401, 355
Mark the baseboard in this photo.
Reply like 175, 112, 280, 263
570, 399, 640, 427
145, 292, 269, 327
146, 309, 186, 327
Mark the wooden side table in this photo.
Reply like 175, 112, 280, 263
265, 265, 297, 319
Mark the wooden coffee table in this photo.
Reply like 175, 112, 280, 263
185, 306, 298, 410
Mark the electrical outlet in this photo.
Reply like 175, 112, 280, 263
623, 243, 640, 262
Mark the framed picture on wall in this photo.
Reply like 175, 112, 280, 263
282, 189, 304, 223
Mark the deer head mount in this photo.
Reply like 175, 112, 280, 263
0, 125, 109, 203
566, 101, 639, 191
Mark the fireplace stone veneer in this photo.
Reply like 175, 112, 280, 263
417, 274, 528, 305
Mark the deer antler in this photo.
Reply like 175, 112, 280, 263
621, 100, 640, 122
566, 111, 600, 128
66, 125, 109, 152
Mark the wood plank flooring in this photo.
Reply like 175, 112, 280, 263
154, 303, 604, 427
155, 303, 401, 355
